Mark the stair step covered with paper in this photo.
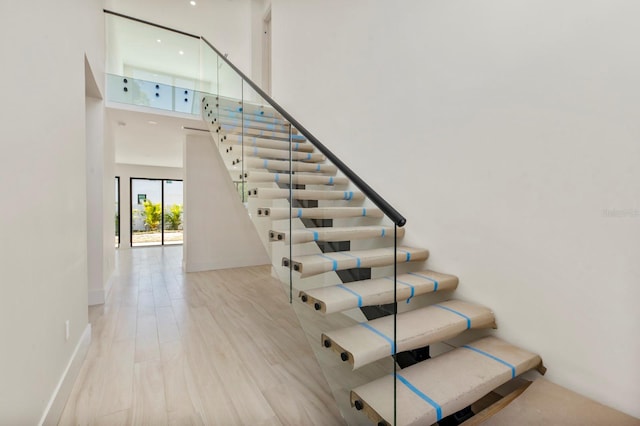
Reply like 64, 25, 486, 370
270, 225, 401, 244
350, 336, 546, 426
283, 246, 428, 278
241, 147, 325, 162
258, 206, 383, 220
246, 171, 348, 186
321, 300, 495, 369
250, 188, 364, 201
222, 135, 314, 152
299, 270, 458, 314
246, 158, 338, 175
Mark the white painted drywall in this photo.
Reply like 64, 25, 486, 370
115, 163, 184, 249
270, 0, 640, 417
0, 0, 104, 422
184, 134, 270, 272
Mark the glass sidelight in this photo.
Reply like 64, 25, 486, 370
130, 178, 183, 247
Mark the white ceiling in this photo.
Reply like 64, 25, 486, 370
108, 107, 208, 168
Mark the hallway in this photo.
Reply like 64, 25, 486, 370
59, 246, 343, 425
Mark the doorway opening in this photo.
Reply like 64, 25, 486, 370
130, 178, 184, 247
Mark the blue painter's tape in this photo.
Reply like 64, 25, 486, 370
253, 147, 258, 155
462, 345, 516, 378
263, 159, 268, 168
434, 304, 471, 329
408, 272, 439, 292
337, 284, 363, 307
383, 277, 415, 303
316, 164, 321, 171
340, 252, 361, 268
267, 124, 275, 130
381, 228, 386, 237
297, 208, 303, 218
275, 173, 280, 183
329, 177, 334, 185
397, 249, 411, 262
295, 142, 300, 151
362, 208, 367, 217
306, 153, 312, 160
396, 374, 442, 421
306, 230, 319, 241
317, 253, 338, 271
344, 191, 354, 200
359, 323, 395, 355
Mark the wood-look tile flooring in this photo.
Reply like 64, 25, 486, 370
59, 246, 344, 425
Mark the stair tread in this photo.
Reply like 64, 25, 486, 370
350, 336, 544, 426
321, 300, 495, 369
299, 270, 458, 314
246, 158, 338, 175
250, 188, 365, 201
222, 136, 315, 153
258, 206, 383, 220
284, 246, 428, 278
271, 225, 402, 243
243, 147, 324, 162
246, 171, 348, 186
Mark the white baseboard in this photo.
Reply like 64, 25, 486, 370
39, 323, 92, 426
88, 273, 115, 306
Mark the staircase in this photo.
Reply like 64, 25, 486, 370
201, 92, 546, 424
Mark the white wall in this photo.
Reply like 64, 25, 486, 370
184, 134, 269, 272
115, 163, 184, 249
104, 0, 253, 76
0, 0, 104, 423
270, 0, 640, 417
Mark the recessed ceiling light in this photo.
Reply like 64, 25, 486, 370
179, 50, 184, 55
190, 1, 196, 5
148, 120, 158, 125
156, 39, 161, 43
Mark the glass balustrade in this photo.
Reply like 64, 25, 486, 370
106, 11, 403, 424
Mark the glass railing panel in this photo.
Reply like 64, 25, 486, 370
275, 132, 399, 424
105, 12, 200, 87
106, 74, 203, 116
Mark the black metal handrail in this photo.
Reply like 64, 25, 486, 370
104, 9, 406, 226
201, 38, 406, 227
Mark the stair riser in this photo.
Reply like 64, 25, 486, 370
270, 227, 401, 244
246, 158, 337, 175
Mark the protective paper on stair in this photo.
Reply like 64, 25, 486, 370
300, 270, 458, 314
245, 158, 338, 175
216, 109, 286, 125
211, 96, 282, 119
322, 300, 495, 369
217, 117, 291, 133
247, 171, 348, 186
220, 124, 300, 141
287, 246, 428, 277
251, 188, 365, 202
273, 225, 401, 244
222, 136, 314, 152
351, 336, 544, 426
259, 206, 382, 220
240, 147, 324, 162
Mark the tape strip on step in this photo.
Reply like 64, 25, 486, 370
462, 345, 516, 378
305, 229, 319, 241
397, 249, 411, 261
383, 277, 415, 304
316, 253, 338, 271
408, 272, 439, 291
336, 284, 363, 307
396, 373, 443, 421
433, 304, 471, 329
359, 323, 396, 355
339, 252, 361, 268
